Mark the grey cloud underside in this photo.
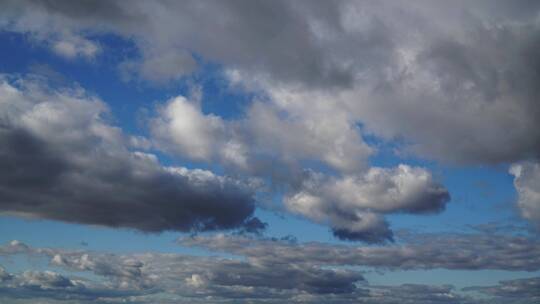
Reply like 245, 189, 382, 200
285, 166, 450, 243
1, 238, 539, 304
2, 0, 540, 165
0, 77, 259, 233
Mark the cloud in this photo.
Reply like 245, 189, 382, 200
368, 284, 473, 304
0, 76, 259, 233
180, 231, 540, 271
148, 88, 448, 243
285, 165, 450, 243
1, 238, 538, 303
49, 33, 101, 59
510, 161, 540, 226
0, 0, 351, 87
6, 0, 540, 243
2, 1, 540, 166
464, 277, 540, 301
150, 94, 373, 175
150, 95, 229, 162
0, 240, 367, 302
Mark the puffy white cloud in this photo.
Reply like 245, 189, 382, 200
150, 91, 372, 175
151, 95, 227, 161
285, 165, 449, 243
510, 161, 540, 225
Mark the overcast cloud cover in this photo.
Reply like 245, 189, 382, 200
0, 0, 540, 303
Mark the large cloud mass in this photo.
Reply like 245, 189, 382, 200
0, 76, 258, 232
1, 0, 539, 165
3, 0, 540, 240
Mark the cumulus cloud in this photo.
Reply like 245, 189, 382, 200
510, 162, 540, 226
1, 0, 540, 166
147, 89, 449, 243
285, 165, 450, 243
368, 284, 473, 304
0, 76, 259, 233
14, 0, 540, 242
150, 94, 372, 175
150, 95, 230, 162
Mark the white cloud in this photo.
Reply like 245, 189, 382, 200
285, 165, 450, 242
151, 95, 226, 161
0, 76, 259, 233
510, 161, 540, 225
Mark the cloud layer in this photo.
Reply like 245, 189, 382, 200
1, 235, 539, 304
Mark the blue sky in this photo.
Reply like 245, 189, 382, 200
0, 1, 539, 304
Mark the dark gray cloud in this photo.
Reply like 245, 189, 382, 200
0, 76, 259, 233
332, 223, 393, 244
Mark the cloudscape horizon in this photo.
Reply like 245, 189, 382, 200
0, 1, 539, 303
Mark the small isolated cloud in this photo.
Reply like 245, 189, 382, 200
285, 165, 450, 243
50, 33, 101, 60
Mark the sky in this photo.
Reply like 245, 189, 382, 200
0, 1, 539, 303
